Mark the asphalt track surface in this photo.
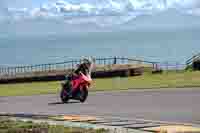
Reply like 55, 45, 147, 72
0, 88, 200, 125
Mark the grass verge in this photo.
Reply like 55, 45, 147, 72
0, 71, 200, 96
0, 117, 108, 133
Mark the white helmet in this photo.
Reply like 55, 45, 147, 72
82, 57, 93, 65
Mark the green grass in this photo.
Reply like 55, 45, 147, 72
0, 117, 108, 133
93, 71, 200, 90
0, 71, 200, 96
0, 82, 60, 97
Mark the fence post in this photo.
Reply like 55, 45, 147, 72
43, 64, 45, 72
15, 67, 17, 75
28, 66, 30, 72
22, 66, 24, 73
15, 67, 17, 77
48, 64, 50, 72
42, 64, 44, 72
98, 58, 100, 65
37, 65, 39, 72
46, 64, 49, 72
12, 67, 15, 76
7, 67, 9, 77
2, 68, 4, 75
23, 66, 25, 73
113, 56, 117, 64
166, 62, 169, 73
4, 68, 6, 74
40, 65, 42, 72
20, 66, 22, 73
122, 57, 125, 64
10, 67, 12, 77
24, 66, 27, 74
44, 64, 47, 72
4, 68, 6, 75
19, 66, 22, 73
15, 67, 17, 74
8, 67, 10, 76
31, 66, 33, 72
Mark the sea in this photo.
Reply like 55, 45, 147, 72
0, 0, 200, 66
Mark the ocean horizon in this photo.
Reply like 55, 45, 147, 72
1, 0, 200, 66
1, 27, 200, 66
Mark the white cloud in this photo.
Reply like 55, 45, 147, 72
187, 8, 200, 16
1, 0, 200, 27
1, 0, 199, 18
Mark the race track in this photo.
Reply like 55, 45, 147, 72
0, 88, 200, 125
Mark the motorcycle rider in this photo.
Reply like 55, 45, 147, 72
63, 57, 93, 94
74, 58, 93, 76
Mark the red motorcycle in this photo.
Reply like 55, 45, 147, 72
60, 72, 92, 103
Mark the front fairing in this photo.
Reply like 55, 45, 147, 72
80, 73, 92, 82
71, 73, 92, 89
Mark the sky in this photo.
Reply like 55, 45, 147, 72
1, 0, 45, 8
1, 0, 200, 18
0, 0, 200, 36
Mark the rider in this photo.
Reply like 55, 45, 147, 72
74, 58, 93, 76
63, 57, 93, 92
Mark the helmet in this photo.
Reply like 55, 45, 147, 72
82, 57, 93, 66
81, 57, 94, 75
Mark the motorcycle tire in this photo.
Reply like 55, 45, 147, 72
79, 87, 88, 103
60, 88, 69, 103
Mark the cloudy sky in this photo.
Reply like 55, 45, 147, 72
1, 0, 200, 19
0, 0, 200, 36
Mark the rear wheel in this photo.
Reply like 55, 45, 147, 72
60, 88, 69, 103
79, 87, 88, 103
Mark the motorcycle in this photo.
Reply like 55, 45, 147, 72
60, 72, 92, 103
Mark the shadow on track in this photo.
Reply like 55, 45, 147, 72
48, 101, 80, 105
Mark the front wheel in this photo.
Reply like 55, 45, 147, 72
60, 88, 69, 103
79, 87, 88, 103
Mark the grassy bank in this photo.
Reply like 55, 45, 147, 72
94, 71, 200, 90
0, 71, 200, 96
0, 117, 108, 133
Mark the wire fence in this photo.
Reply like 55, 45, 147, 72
0, 57, 158, 79
0, 56, 187, 80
